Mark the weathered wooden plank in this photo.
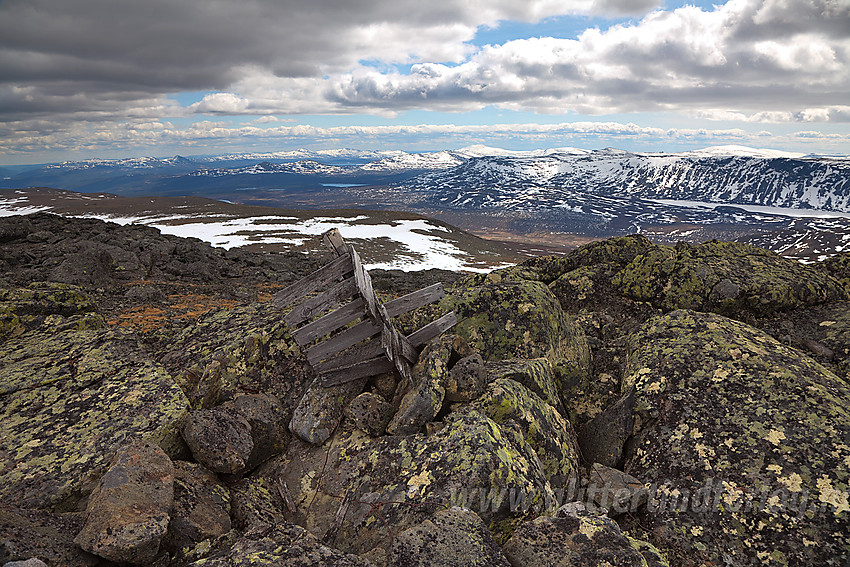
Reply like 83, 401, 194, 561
305, 283, 448, 364
314, 336, 383, 373
350, 245, 380, 323
314, 310, 458, 372
384, 283, 445, 318
272, 253, 353, 308
284, 277, 357, 327
323, 489, 354, 544
305, 318, 381, 365
319, 356, 395, 387
293, 296, 366, 347
323, 229, 347, 258
407, 311, 458, 346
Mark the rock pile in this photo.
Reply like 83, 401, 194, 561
1, 217, 849, 566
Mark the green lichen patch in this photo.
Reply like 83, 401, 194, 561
158, 303, 308, 411
441, 273, 591, 413
622, 309, 850, 566
0, 325, 189, 512
469, 378, 580, 486
0, 282, 104, 342
273, 408, 559, 555
613, 240, 847, 318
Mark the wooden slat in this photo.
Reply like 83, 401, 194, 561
322, 229, 348, 257
384, 283, 445, 318
351, 246, 380, 323
284, 277, 357, 327
305, 319, 381, 365
273, 253, 352, 308
314, 310, 458, 372
407, 311, 458, 346
315, 336, 384, 373
319, 356, 395, 387
292, 296, 366, 347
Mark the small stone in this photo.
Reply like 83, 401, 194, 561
220, 393, 290, 469
586, 463, 647, 516
73, 439, 174, 565
3, 560, 49, 567
445, 353, 487, 402
289, 377, 366, 444
345, 392, 394, 436
181, 408, 253, 475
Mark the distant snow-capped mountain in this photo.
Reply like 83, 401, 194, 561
400, 148, 850, 212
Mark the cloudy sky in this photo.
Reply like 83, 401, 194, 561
1, 0, 849, 164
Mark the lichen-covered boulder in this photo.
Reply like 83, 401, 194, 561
621, 309, 850, 566
823, 250, 850, 293
345, 392, 394, 437
0, 508, 99, 567
160, 302, 309, 412
468, 378, 580, 488
0, 325, 189, 511
524, 235, 657, 286
441, 271, 590, 413
274, 407, 564, 555
613, 241, 847, 318
0, 282, 104, 342
181, 408, 254, 476
485, 358, 561, 411
186, 523, 371, 567
73, 440, 174, 565
386, 335, 465, 436
219, 393, 290, 469
163, 461, 232, 556
576, 389, 635, 468
290, 376, 367, 444
502, 502, 668, 567
446, 353, 487, 402
390, 507, 510, 567
229, 476, 285, 531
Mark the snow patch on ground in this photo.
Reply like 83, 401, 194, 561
650, 199, 850, 218
65, 212, 500, 272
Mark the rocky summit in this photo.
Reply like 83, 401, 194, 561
1, 213, 849, 567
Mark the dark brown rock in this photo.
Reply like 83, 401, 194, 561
73, 440, 174, 565
181, 408, 253, 475
345, 392, 394, 436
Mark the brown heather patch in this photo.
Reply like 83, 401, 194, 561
108, 293, 240, 333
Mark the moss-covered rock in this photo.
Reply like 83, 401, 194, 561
621, 309, 850, 566
0, 282, 104, 342
273, 407, 564, 555
469, 378, 580, 488
0, 325, 189, 512
613, 241, 847, 318
441, 270, 591, 415
502, 502, 669, 567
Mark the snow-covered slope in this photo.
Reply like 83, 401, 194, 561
402, 149, 850, 212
